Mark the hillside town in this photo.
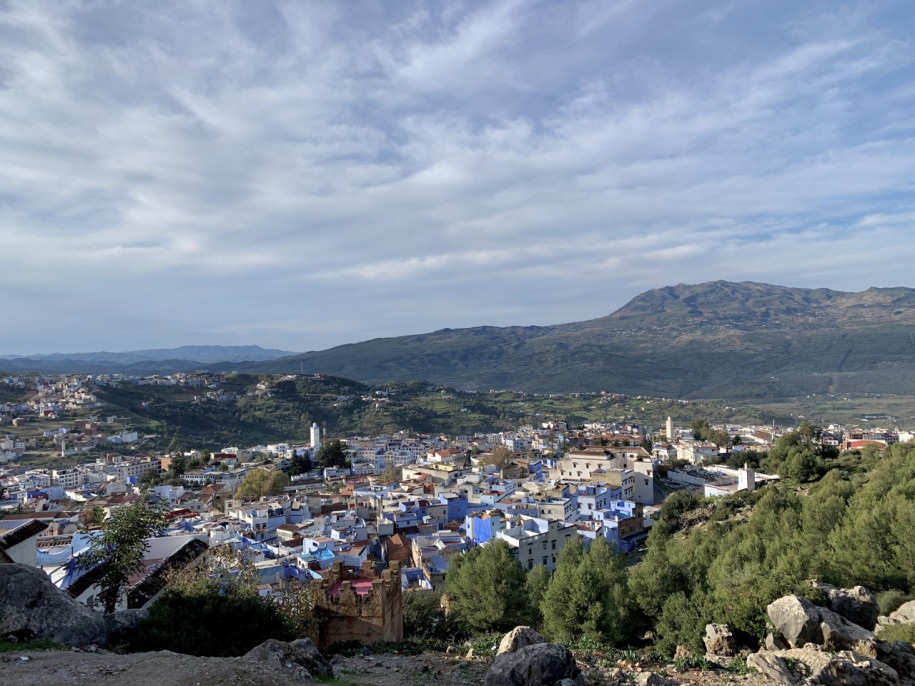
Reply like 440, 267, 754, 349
2, 370, 907, 648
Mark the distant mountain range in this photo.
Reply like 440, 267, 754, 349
5, 281, 915, 400
234, 281, 915, 399
0, 345, 294, 373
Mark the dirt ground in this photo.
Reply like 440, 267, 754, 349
0, 647, 787, 686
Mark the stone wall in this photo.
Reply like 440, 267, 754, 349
315, 559, 403, 647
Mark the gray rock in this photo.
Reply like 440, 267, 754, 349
888, 600, 915, 625
360, 646, 373, 656
875, 640, 915, 681
0, 562, 108, 647
812, 582, 880, 631
775, 646, 898, 686
818, 607, 877, 657
746, 651, 799, 684
767, 595, 823, 648
703, 623, 736, 657
243, 637, 333, 678
485, 642, 582, 686
765, 633, 790, 651
497, 626, 548, 656
635, 672, 677, 686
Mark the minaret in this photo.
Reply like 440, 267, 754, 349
310, 422, 322, 451
666, 416, 673, 441
738, 462, 755, 492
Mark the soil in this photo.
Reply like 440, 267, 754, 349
0, 647, 785, 686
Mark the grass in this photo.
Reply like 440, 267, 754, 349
0, 638, 67, 652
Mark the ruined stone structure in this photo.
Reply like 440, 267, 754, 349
314, 559, 403, 647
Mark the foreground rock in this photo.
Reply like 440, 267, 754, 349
485, 642, 582, 686
749, 646, 898, 686
497, 626, 547, 655
768, 595, 824, 648
0, 563, 107, 647
812, 582, 880, 631
703, 623, 737, 663
243, 637, 333, 679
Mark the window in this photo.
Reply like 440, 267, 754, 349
551, 540, 556, 550
528, 560, 533, 570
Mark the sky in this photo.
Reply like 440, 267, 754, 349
2, 0, 914, 355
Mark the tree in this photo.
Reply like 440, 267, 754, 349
235, 468, 289, 499
691, 419, 711, 441
77, 497, 166, 613
541, 536, 631, 644
286, 453, 312, 476
128, 545, 297, 656
445, 539, 531, 633
381, 465, 402, 482
479, 445, 514, 469
525, 565, 551, 630
315, 439, 348, 469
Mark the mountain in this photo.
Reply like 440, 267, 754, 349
235, 281, 915, 399
0, 345, 295, 373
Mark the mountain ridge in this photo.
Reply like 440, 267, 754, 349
5, 282, 915, 400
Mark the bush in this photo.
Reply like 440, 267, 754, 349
877, 589, 914, 616
403, 590, 460, 641
126, 577, 295, 656
878, 624, 915, 644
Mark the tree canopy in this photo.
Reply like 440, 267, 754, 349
77, 496, 166, 613
234, 468, 289, 498
315, 439, 348, 469
445, 539, 532, 633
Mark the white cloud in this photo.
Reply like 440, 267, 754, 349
0, 0, 914, 353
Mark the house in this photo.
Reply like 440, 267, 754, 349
0, 519, 49, 566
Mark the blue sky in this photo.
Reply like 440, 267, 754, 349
2, 1, 914, 355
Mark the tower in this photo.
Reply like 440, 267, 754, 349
666, 416, 673, 441
738, 462, 755, 492
310, 422, 322, 451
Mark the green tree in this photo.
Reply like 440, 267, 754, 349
235, 468, 289, 498
445, 539, 531, 633
128, 545, 296, 655
525, 565, 551, 630
479, 445, 514, 468
690, 419, 711, 441
315, 439, 348, 469
286, 453, 312, 476
77, 497, 166, 613
541, 536, 631, 644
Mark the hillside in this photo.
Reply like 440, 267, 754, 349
239, 281, 915, 399
0, 345, 294, 372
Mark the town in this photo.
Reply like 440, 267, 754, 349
0, 371, 908, 647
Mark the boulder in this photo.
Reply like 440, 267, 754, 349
746, 651, 799, 684
767, 595, 823, 648
888, 601, 915, 625
703, 623, 736, 657
243, 637, 333, 679
635, 672, 677, 686
497, 626, 548, 655
812, 582, 880, 631
875, 640, 915, 681
765, 633, 790, 652
0, 562, 107, 647
776, 646, 898, 686
818, 607, 877, 657
485, 642, 582, 686
673, 645, 692, 660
